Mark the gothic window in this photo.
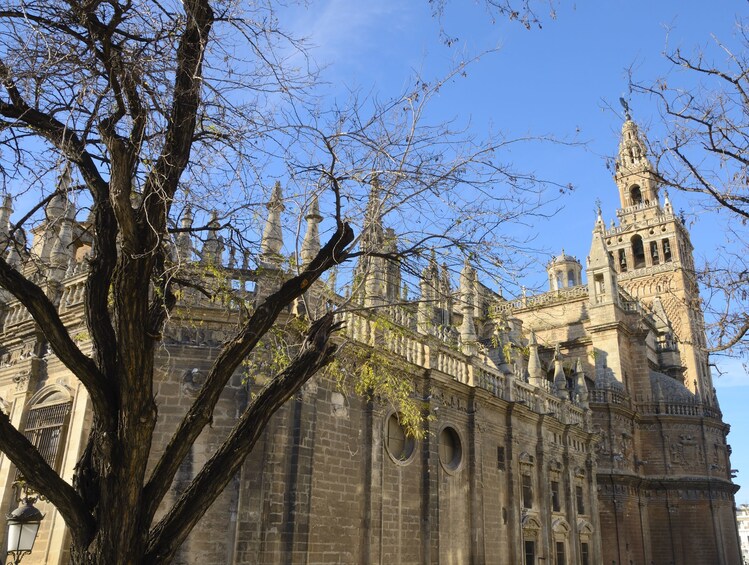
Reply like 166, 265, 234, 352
524, 540, 536, 565
20, 388, 72, 474
662, 238, 672, 262
522, 473, 533, 508
556, 274, 563, 290
631, 234, 645, 269
576, 485, 585, 514
594, 274, 605, 296
555, 541, 566, 565
385, 413, 415, 463
630, 185, 642, 205
618, 249, 627, 272
551, 480, 561, 512
650, 240, 660, 265
567, 269, 575, 287
497, 445, 506, 471
580, 542, 590, 565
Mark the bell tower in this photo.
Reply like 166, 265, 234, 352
603, 112, 714, 403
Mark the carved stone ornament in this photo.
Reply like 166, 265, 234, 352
181, 368, 206, 396
13, 369, 30, 390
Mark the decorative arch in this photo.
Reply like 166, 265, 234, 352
577, 519, 594, 536
631, 234, 646, 268
552, 517, 571, 535
629, 184, 642, 205
521, 514, 542, 532
518, 451, 535, 465
20, 384, 74, 473
26, 383, 72, 407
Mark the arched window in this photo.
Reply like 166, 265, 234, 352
630, 185, 642, 205
567, 269, 575, 287
631, 234, 645, 268
662, 238, 672, 262
20, 386, 72, 473
650, 241, 660, 265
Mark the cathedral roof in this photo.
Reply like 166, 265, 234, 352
649, 370, 695, 403
594, 366, 625, 392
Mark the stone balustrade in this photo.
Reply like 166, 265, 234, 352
492, 285, 589, 316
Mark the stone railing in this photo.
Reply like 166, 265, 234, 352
614, 200, 660, 217
589, 388, 630, 407
638, 401, 722, 419
492, 285, 589, 316
617, 261, 682, 284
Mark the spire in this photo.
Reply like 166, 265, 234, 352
595, 206, 605, 232
553, 343, 568, 399
260, 181, 285, 267
417, 250, 438, 333
439, 262, 452, 326
301, 195, 322, 268
384, 227, 401, 302
614, 111, 660, 208
176, 206, 194, 260
201, 211, 223, 265
360, 177, 384, 253
527, 331, 545, 387
6, 228, 25, 268
617, 117, 650, 173
50, 217, 73, 273
354, 178, 387, 305
0, 194, 12, 251
587, 213, 619, 306
417, 275, 433, 334
574, 357, 589, 407
46, 166, 74, 224
663, 189, 673, 213
587, 226, 611, 270
459, 259, 477, 355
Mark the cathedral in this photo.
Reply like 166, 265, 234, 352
0, 116, 741, 564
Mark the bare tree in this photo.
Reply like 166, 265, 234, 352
0, 1, 557, 563
631, 22, 749, 358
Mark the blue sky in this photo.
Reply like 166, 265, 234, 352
282, 0, 749, 502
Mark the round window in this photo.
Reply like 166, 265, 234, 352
385, 413, 415, 463
439, 426, 463, 471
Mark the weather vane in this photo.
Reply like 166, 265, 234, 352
619, 96, 631, 120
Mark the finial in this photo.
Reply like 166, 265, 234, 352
527, 330, 544, 387
175, 205, 194, 259
0, 194, 12, 246
260, 181, 285, 266
201, 210, 224, 265
301, 195, 322, 268
553, 343, 568, 399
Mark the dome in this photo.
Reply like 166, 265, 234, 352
547, 249, 584, 291
650, 371, 695, 403
547, 248, 581, 267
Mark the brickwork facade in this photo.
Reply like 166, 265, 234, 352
0, 116, 741, 564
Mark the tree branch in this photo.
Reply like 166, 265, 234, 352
140, 0, 214, 234
0, 410, 94, 545
144, 313, 342, 564
142, 221, 353, 522
0, 257, 112, 412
